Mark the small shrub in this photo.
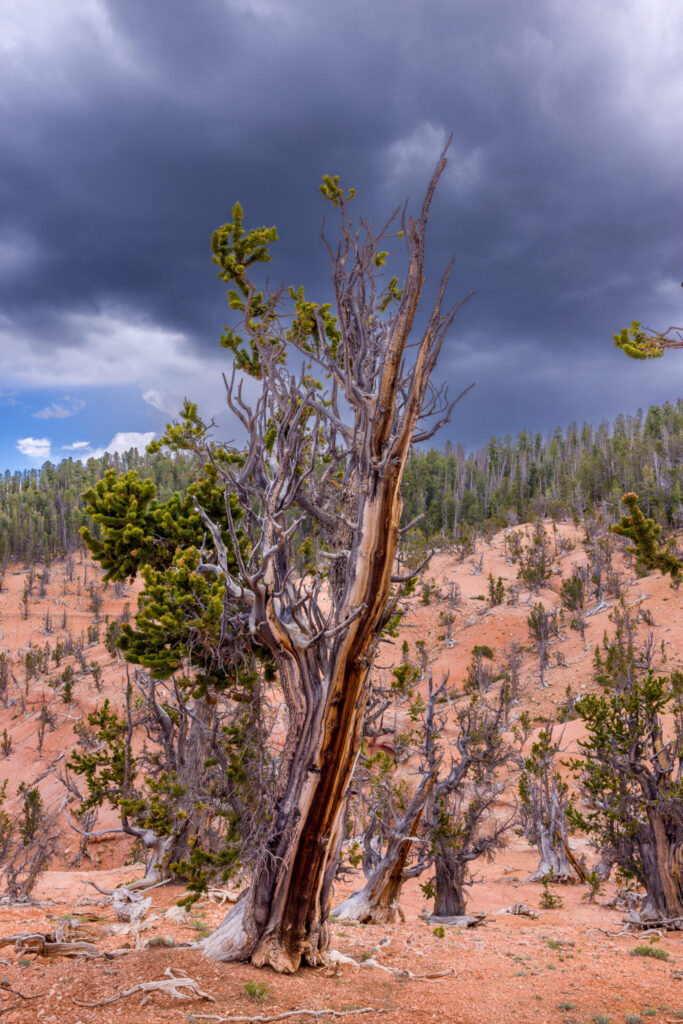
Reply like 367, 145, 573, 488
1, 730, 12, 758
631, 945, 670, 961
583, 869, 604, 903
190, 917, 211, 937
539, 872, 563, 909
433, 925, 445, 938
244, 981, 269, 1002
487, 574, 506, 606
558, 1004, 577, 1012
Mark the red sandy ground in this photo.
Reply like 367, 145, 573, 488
0, 525, 682, 1024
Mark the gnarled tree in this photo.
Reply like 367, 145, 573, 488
163, 147, 473, 970
519, 724, 578, 882
571, 670, 683, 926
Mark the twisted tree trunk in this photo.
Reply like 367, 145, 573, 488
200, 146, 472, 971
204, 465, 409, 968
432, 848, 468, 918
331, 767, 437, 924
638, 812, 683, 924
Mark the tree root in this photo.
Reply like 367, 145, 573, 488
358, 959, 454, 981
331, 891, 404, 924
204, 887, 241, 907
324, 949, 454, 981
624, 912, 683, 931
202, 899, 253, 963
0, 979, 44, 1000
72, 966, 216, 1007
195, 1010, 383, 1022
426, 913, 486, 928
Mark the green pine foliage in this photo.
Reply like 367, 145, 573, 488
75, 444, 277, 900
570, 669, 683, 894
612, 492, 681, 583
0, 448, 192, 564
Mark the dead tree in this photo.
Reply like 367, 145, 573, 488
583, 515, 614, 606
335, 675, 514, 922
501, 641, 523, 705
526, 604, 552, 689
0, 783, 60, 901
190, 148, 472, 969
518, 724, 577, 882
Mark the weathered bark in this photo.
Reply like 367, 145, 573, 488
520, 726, 576, 883
137, 821, 191, 884
204, 461, 412, 968
526, 822, 574, 882
637, 812, 683, 924
202, 147, 472, 971
432, 848, 468, 918
331, 768, 437, 924
595, 846, 616, 881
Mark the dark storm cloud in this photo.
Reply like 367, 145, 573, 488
1, 0, 682, 448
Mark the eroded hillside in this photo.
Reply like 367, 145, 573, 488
0, 521, 680, 1023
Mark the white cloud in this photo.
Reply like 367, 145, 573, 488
16, 436, 51, 459
141, 389, 167, 412
60, 431, 156, 461
62, 440, 91, 451
0, 0, 144, 99
0, 307, 229, 419
34, 396, 85, 419
84, 431, 156, 460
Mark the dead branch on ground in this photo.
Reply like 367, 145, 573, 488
72, 965, 216, 1007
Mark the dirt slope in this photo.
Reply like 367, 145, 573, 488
0, 522, 681, 1023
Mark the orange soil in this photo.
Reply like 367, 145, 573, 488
0, 523, 681, 1023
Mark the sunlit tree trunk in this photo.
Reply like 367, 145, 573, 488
200, 148, 473, 970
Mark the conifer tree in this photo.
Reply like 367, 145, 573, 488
133, 148, 473, 971
612, 492, 681, 584
571, 669, 683, 925
78, 464, 276, 889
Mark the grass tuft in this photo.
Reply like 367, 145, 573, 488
631, 945, 670, 961
244, 981, 269, 1002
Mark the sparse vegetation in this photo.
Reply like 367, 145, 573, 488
631, 945, 670, 961
244, 981, 269, 1002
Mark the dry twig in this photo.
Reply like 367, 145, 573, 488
196, 1010, 383, 1022
72, 966, 216, 1007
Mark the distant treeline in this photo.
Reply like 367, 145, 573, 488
2, 399, 683, 564
401, 399, 683, 540
0, 449, 193, 564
